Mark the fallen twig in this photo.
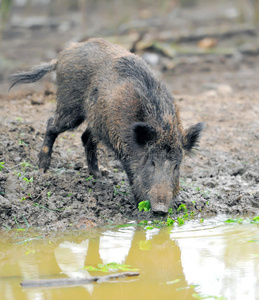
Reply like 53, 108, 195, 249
21, 272, 140, 288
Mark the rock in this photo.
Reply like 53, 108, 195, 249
74, 162, 83, 170
198, 38, 218, 49
142, 52, 160, 66
0, 195, 12, 209
202, 83, 233, 95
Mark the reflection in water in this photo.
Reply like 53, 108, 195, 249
145, 228, 160, 240
19, 255, 45, 300
99, 225, 136, 264
1, 217, 259, 300
170, 217, 259, 299
54, 240, 93, 293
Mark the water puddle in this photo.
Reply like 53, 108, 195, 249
1, 215, 259, 300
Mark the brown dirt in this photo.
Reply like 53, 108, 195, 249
0, 2, 259, 230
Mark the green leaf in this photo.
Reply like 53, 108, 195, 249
0, 162, 4, 171
138, 200, 151, 212
167, 279, 181, 284
166, 217, 175, 226
251, 216, 259, 224
177, 204, 187, 212
224, 218, 243, 224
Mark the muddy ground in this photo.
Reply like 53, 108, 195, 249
0, 2, 259, 230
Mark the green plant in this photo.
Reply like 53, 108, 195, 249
168, 207, 174, 214
20, 161, 32, 172
225, 218, 243, 224
85, 175, 93, 181
0, 162, 4, 171
18, 140, 28, 146
177, 216, 185, 225
33, 202, 66, 212
138, 200, 151, 212
177, 203, 187, 212
23, 177, 33, 184
166, 217, 175, 226
84, 262, 138, 273
47, 191, 51, 199
251, 216, 259, 224
113, 181, 129, 196
19, 194, 31, 202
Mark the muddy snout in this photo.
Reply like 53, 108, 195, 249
149, 183, 173, 214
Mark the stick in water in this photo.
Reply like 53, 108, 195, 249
21, 272, 140, 288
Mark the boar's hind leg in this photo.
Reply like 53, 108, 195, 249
38, 113, 84, 172
38, 117, 59, 172
81, 129, 99, 178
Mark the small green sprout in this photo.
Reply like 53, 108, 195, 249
166, 217, 175, 226
19, 140, 28, 146
138, 200, 151, 212
23, 177, 33, 184
177, 217, 185, 225
177, 204, 187, 212
251, 216, 259, 224
168, 207, 174, 214
85, 175, 93, 181
0, 162, 4, 171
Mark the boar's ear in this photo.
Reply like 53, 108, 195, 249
183, 122, 205, 153
132, 122, 157, 146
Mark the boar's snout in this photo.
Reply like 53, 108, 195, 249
149, 183, 173, 214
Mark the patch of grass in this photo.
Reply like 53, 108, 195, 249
33, 202, 67, 212
13, 215, 30, 232
113, 180, 129, 196
192, 293, 227, 299
225, 218, 244, 224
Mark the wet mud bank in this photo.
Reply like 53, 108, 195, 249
0, 86, 258, 230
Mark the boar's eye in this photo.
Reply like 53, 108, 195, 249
151, 160, 155, 167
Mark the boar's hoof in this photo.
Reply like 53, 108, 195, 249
89, 169, 101, 179
38, 152, 51, 173
152, 204, 168, 215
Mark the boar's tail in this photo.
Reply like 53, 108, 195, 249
8, 59, 57, 91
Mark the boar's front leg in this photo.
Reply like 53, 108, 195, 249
81, 128, 100, 178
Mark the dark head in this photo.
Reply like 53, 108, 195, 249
126, 121, 204, 214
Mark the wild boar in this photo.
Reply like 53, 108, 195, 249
9, 38, 204, 214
